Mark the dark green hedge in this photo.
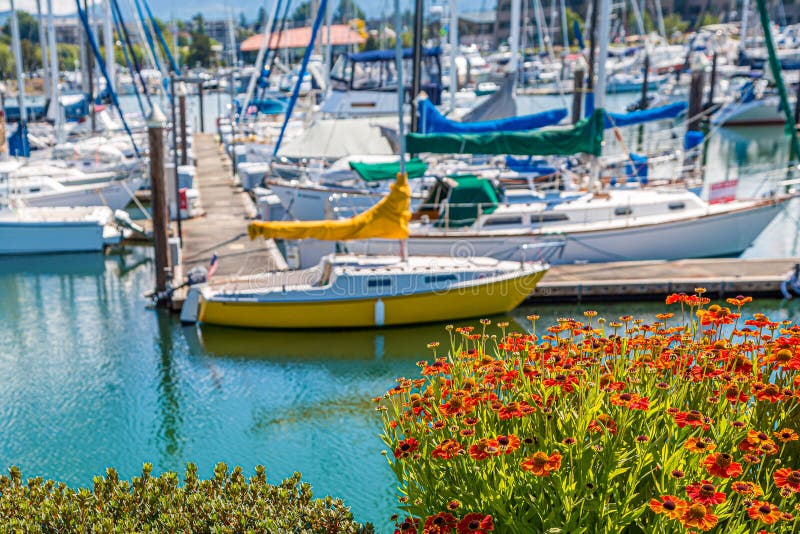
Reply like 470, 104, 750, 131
0, 463, 374, 533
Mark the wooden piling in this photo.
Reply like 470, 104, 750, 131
688, 69, 705, 131
640, 54, 649, 110
572, 68, 584, 124
148, 104, 172, 297
198, 82, 205, 133
707, 52, 717, 110
178, 83, 188, 166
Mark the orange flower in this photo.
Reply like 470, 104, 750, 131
673, 410, 712, 430
731, 481, 763, 496
773, 468, 800, 492
431, 439, 464, 460
495, 434, 520, 455
649, 495, 688, 520
394, 437, 419, 459
679, 503, 718, 531
774, 429, 799, 443
752, 382, 784, 403
686, 481, 726, 505
739, 430, 776, 453
588, 414, 618, 435
703, 452, 742, 478
423, 512, 457, 534
395, 516, 420, 533
520, 451, 562, 476
456, 513, 493, 534
747, 501, 781, 525
610, 392, 649, 410
684, 437, 716, 454
468, 438, 499, 461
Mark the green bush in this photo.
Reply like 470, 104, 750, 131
0, 463, 373, 533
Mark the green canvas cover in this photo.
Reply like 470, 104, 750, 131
348, 158, 428, 182
406, 108, 605, 157
435, 175, 499, 228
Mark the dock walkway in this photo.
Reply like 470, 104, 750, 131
535, 258, 799, 302
178, 133, 286, 278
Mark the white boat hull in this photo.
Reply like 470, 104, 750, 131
712, 96, 791, 126
300, 199, 785, 266
21, 176, 144, 211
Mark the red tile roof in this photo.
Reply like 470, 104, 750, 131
240, 25, 365, 52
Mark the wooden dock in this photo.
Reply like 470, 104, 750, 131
177, 132, 286, 279
532, 258, 799, 302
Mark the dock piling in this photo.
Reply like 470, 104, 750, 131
572, 68, 584, 123
707, 52, 717, 110
178, 82, 188, 166
147, 104, 172, 297
688, 68, 705, 131
198, 82, 205, 133
640, 54, 649, 110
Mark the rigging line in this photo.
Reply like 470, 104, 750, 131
131, 0, 165, 78
74, 0, 141, 158
111, 0, 149, 118
141, 0, 180, 73
112, 0, 153, 108
273, 0, 328, 157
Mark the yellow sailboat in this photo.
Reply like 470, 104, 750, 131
195, 174, 550, 329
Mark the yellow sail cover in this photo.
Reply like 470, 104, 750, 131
248, 173, 411, 241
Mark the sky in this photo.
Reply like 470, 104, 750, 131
0, 0, 493, 21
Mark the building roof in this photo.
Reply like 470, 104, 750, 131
240, 24, 365, 52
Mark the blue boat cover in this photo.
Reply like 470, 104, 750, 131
505, 155, 557, 176
348, 47, 441, 62
419, 98, 567, 134
684, 130, 704, 150
604, 101, 687, 129
8, 123, 30, 157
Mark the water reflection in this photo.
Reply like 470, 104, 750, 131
193, 316, 527, 361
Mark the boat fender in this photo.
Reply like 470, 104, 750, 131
180, 286, 204, 324
375, 299, 385, 327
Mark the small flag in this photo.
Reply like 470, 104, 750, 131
208, 253, 219, 279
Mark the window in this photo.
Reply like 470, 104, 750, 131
531, 213, 569, 225
668, 202, 686, 210
484, 216, 523, 226
424, 274, 458, 284
367, 278, 392, 288
614, 207, 632, 216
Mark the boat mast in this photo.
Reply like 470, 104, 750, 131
449, 0, 458, 111
509, 0, 521, 73
239, 0, 280, 125
35, 0, 50, 105
103, 0, 116, 94
394, 0, 408, 261
410, 0, 423, 132
590, 0, 611, 187
9, 0, 27, 127
47, 0, 63, 143
741, 0, 751, 52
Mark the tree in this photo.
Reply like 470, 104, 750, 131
255, 6, 267, 29
187, 31, 215, 67
663, 13, 689, 39
565, 8, 584, 48
57, 43, 79, 71
0, 42, 13, 78
238, 12, 248, 29
334, 0, 365, 23
292, 1, 312, 24
192, 13, 206, 35
2, 11, 39, 42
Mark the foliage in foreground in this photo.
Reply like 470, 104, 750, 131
379, 293, 800, 533
0, 462, 372, 533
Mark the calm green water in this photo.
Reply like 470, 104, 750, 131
3, 248, 800, 529
3, 93, 800, 530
